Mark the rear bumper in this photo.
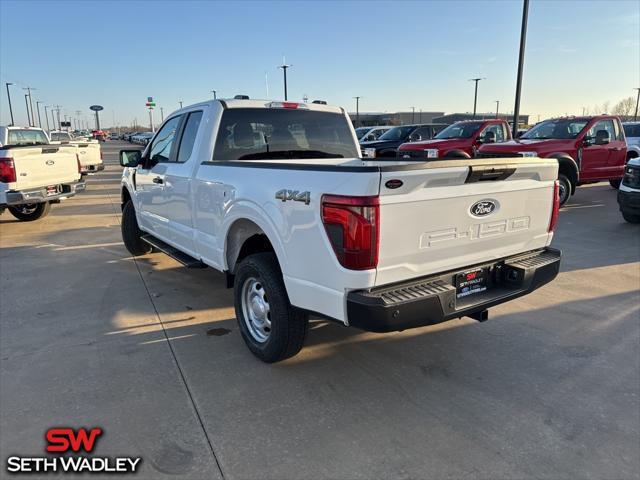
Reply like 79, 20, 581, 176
3, 180, 86, 206
347, 247, 561, 332
81, 164, 105, 174
618, 189, 640, 215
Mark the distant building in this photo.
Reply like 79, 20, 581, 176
349, 111, 445, 127
433, 112, 530, 126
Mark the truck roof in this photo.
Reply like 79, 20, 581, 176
176, 98, 345, 115
0, 125, 46, 131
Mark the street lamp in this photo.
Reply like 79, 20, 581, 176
495, 100, 500, 118
44, 105, 50, 131
634, 87, 640, 121
24, 94, 31, 126
512, 0, 530, 137
23, 87, 36, 126
410, 106, 415, 123
35, 101, 44, 128
179, 101, 183, 108
5, 83, 14, 126
211, 90, 217, 99
278, 58, 291, 101
468, 78, 485, 118
353, 96, 361, 127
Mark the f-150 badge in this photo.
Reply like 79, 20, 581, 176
275, 189, 311, 205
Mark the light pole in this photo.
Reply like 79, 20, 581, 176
5, 83, 14, 126
211, 90, 217, 99
24, 94, 31, 126
179, 101, 183, 108
634, 88, 640, 121
512, 0, 529, 137
49, 107, 56, 130
495, 100, 500, 118
410, 106, 415, 123
44, 105, 50, 131
35, 101, 43, 128
353, 96, 361, 127
76, 111, 82, 131
55, 105, 62, 130
160, 107, 164, 122
469, 78, 485, 118
23, 87, 36, 126
278, 59, 291, 100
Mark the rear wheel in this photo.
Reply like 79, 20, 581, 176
622, 212, 640, 223
234, 252, 309, 362
558, 174, 572, 206
610, 178, 621, 189
8, 202, 51, 221
121, 201, 152, 256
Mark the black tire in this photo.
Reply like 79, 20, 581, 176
609, 178, 621, 189
121, 201, 152, 256
234, 252, 309, 363
622, 212, 640, 223
558, 174, 572, 206
8, 202, 51, 221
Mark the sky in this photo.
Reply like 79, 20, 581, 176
0, 0, 638, 128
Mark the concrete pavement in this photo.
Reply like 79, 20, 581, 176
1, 141, 638, 479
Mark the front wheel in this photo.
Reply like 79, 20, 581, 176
609, 179, 621, 189
234, 252, 309, 362
558, 174, 572, 206
8, 202, 51, 221
622, 212, 640, 223
121, 201, 152, 256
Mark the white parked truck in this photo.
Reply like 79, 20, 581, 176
1, 126, 85, 221
119, 99, 562, 362
49, 130, 104, 174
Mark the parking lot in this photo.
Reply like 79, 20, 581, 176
0, 141, 638, 478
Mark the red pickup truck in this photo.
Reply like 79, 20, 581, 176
477, 115, 627, 205
397, 119, 511, 159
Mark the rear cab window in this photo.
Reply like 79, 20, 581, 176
7, 129, 49, 146
213, 108, 359, 160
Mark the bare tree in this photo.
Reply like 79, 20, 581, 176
612, 96, 635, 117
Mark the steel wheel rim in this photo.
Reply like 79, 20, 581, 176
559, 181, 569, 204
16, 204, 38, 214
241, 276, 271, 343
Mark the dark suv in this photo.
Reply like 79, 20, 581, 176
360, 124, 446, 158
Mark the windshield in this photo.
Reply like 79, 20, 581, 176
7, 129, 49, 146
623, 124, 640, 138
378, 126, 414, 141
522, 119, 588, 140
354, 127, 370, 139
214, 108, 358, 160
435, 121, 483, 139
50, 132, 72, 141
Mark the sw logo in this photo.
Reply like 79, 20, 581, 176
5, 427, 142, 474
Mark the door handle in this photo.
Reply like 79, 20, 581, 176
152, 176, 164, 184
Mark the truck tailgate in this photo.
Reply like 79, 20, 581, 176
72, 141, 102, 167
7, 145, 79, 190
375, 158, 559, 286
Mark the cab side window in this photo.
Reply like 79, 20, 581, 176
411, 127, 432, 141
149, 115, 182, 163
481, 124, 506, 142
177, 111, 203, 163
586, 120, 616, 141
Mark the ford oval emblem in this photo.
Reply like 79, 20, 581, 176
470, 200, 497, 216
385, 179, 403, 189
45, 160, 55, 166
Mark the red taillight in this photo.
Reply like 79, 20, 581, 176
281, 102, 299, 109
548, 180, 560, 232
0, 157, 17, 183
321, 195, 379, 270
76, 153, 82, 173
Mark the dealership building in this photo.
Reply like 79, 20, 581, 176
350, 111, 530, 127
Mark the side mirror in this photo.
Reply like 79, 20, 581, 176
595, 130, 610, 145
120, 150, 142, 167
475, 137, 483, 144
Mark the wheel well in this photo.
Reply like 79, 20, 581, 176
225, 219, 275, 275
557, 158, 578, 194
121, 187, 132, 211
443, 149, 471, 159
628, 150, 639, 160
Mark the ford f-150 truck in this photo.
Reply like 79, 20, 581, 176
618, 157, 640, 223
623, 122, 640, 162
1, 126, 85, 221
477, 115, 627, 205
397, 119, 512, 159
360, 123, 447, 158
119, 98, 561, 362
49, 130, 104, 174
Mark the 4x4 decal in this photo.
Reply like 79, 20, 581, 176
275, 189, 311, 205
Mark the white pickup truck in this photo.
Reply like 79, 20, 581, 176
49, 130, 104, 174
1, 126, 85, 221
119, 99, 561, 362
